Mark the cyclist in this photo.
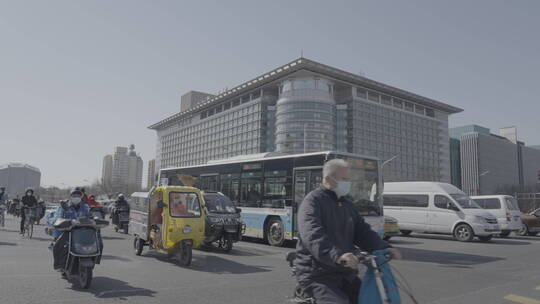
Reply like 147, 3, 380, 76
20, 189, 38, 234
0, 187, 7, 226
295, 159, 401, 304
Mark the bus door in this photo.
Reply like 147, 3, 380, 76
293, 167, 323, 237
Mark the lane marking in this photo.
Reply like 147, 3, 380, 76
504, 295, 540, 304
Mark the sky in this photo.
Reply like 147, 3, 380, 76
0, 0, 539, 187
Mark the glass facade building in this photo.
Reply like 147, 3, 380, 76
150, 58, 462, 183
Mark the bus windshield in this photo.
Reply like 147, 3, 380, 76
345, 158, 381, 216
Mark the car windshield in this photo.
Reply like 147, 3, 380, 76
505, 198, 520, 211
204, 193, 236, 213
450, 194, 481, 209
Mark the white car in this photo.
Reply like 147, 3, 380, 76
471, 195, 522, 237
383, 182, 500, 242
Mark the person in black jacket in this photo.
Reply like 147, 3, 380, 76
20, 188, 38, 233
112, 194, 129, 225
295, 159, 401, 304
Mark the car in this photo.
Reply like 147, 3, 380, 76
471, 195, 523, 237
383, 216, 399, 241
518, 208, 540, 236
383, 182, 500, 242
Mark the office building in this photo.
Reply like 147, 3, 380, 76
0, 163, 41, 198
150, 58, 463, 182
102, 145, 143, 194
450, 125, 540, 195
147, 159, 156, 190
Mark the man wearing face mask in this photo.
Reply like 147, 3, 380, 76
294, 159, 401, 304
52, 189, 90, 270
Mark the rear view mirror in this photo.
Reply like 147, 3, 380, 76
157, 200, 167, 209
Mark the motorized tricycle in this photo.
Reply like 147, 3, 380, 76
53, 217, 109, 289
201, 191, 244, 252
130, 186, 206, 266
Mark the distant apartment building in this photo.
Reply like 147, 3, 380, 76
150, 58, 462, 182
102, 145, 143, 194
450, 125, 540, 195
0, 163, 41, 198
101, 155, 113, 188
147, 159, 156, 190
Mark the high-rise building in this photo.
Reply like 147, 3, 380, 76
101, 155, 113, 188
147, 159, 156, 190
101, 145, 143, 194
0, 163, 41, 198
450, 125, 540, 195
149, 58, 462, 182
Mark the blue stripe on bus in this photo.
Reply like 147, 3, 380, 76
240, 212, 293, 239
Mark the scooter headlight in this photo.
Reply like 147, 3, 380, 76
73, 242, 98, 255
182, 225, 192, 234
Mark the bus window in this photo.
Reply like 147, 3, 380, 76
200, 175, 219, 191
240, 172, 262, 207
220, 173, 240, 203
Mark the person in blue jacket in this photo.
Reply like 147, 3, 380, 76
294, 159, 401, 304
52, 189, 90, 270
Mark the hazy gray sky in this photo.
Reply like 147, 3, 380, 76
1, 0, 538, 187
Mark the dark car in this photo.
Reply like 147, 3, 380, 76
202, 191, 244, 252
519, 208, 540, 236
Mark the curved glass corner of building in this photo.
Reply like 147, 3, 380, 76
275, 77, 337, 154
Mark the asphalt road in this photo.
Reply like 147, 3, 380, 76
1, 214, 540, 304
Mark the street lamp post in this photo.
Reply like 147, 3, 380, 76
303, 124, 308, 153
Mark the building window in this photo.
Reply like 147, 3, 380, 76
404, 102, 414, 112
367, 91, 380, 102
357, 88, 367, 99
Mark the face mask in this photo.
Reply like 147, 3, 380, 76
71, 197, 81, 205
331, 177, 352, 197
26, 192, 32, 196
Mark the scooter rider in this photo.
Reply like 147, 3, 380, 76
295, 159, 401, 304
112, 194, 129, 225
52, 189, 90, 270
20, 189, 38, 234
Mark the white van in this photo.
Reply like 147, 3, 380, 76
471, 195, 522, 237
383, 182, 500, 242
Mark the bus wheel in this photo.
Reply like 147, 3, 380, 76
266, 218, 285, 247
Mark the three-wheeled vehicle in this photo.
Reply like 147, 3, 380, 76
130, 186, 206, 266
201, 191, 244, 252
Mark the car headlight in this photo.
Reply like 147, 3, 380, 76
475, 216, 487, 223
182, 225, 192, 234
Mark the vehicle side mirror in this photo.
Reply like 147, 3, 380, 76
447, 202, 459, 211
235, 208, 242, 214
157, 200, 167, 209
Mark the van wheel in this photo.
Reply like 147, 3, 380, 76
454, 224, 474, 242
478, 235, 493, 242
400, 230, 412, 236
518, 223, 529, 236
266, 218, 285, 247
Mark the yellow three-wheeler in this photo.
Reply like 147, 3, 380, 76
130, 186, 206, 266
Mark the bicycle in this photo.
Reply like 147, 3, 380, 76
22, 208, 36, 239
286, 249, 418, 304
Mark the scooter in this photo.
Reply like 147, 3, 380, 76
53, 217, 108, 289
285, 249, 406, 304
114, 207, 129, 234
